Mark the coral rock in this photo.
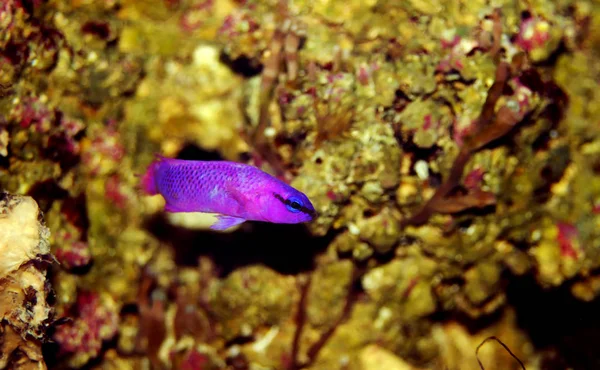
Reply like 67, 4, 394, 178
0, 193, 53, 369
0, 193, 51, 279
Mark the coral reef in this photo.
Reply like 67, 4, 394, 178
1, 0, 599, 369
0, 193, 54, 369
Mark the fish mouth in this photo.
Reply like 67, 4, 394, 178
303, 208, 318, 222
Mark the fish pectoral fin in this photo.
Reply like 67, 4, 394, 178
210, 215, 246, 231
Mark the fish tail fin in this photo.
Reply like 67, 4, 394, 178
138, 156, 165, 195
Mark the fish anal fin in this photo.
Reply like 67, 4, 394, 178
210, 215, 246, 231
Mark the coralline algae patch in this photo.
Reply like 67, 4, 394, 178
0, 0, 599, 369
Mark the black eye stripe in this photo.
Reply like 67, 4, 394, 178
273, 193, 316, 217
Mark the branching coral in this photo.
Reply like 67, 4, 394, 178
403, 10, 568, 228
289, 265, 362, 370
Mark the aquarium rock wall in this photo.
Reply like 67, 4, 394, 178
1, 0, 600, 369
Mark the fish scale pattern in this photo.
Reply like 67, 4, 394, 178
156, 160, 267, 213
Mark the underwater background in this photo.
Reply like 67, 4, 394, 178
1, 0, 600, 369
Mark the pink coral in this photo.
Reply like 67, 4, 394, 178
0, 0, 21, 32
440, 34, 461, 49
356, 62, 379, 86
180, 0, 214, 32
278, 89, 295, 106
452, 117, 474, 148
178, 350, 209, 370
54, 235, 92, 270
327, 189, 343, 202
53, 291, 119, 366
81, 122, 125, 176
556, 222, 579, 259
516, 17, 550, 52
12, 97, 53, 132
218, 10, 259, 38
422, 114, 441, 131
436, 36, 477, 73
9, 98, 84, 170
104, 174, 128, 209
464, 168, 485, 189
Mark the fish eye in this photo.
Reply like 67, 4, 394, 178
286, 197, 303, 213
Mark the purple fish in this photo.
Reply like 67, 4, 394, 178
140, 156, 316, 230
